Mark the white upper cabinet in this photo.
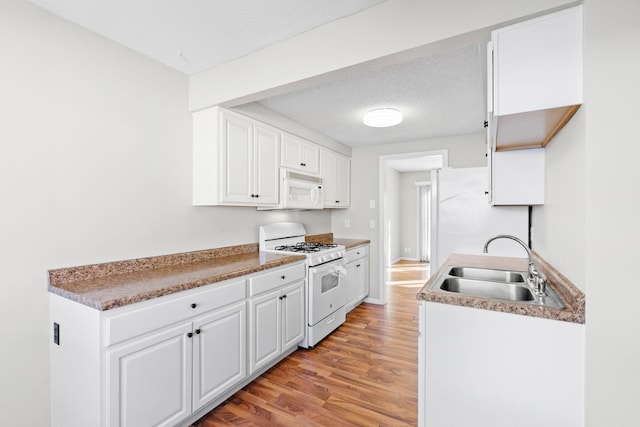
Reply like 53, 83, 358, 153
487, 5, 581, 205
491, 147, 545, 205
490, 5, 582, 150
281, 133, 320, 175
320, 148, 350, 208
193, 107, 280, 206
251, 123, 280, 204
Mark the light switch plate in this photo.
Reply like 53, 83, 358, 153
369, 200, 376, 209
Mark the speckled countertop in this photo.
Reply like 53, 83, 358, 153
48, 243, 306, 311
417, 252, 585, 324
306, 233, 370, 249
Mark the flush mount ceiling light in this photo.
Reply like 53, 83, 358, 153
363, 108, 403, 127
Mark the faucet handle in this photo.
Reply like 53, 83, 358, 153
533, 271, 548, 296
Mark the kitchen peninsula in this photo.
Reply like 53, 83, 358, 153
417, 253, 585, 427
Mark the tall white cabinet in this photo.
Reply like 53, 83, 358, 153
193, 107, 280, 206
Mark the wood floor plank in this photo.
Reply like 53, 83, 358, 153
191, 261, 428, 426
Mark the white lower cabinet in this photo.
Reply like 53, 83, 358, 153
191, 301, 246, 411
50, 261, 305, 427
106, 321, 193, 427
106, 301, 247, 427
345, 244, 370, 311
248, 275, 305, 374
418, 301, 584, 427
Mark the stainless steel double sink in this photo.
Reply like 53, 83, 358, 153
428, 266, 565, 309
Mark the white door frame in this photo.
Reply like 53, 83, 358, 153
378, 150, 448, 305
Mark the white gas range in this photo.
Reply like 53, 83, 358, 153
259, 222, 347, 348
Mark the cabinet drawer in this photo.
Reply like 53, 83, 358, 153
248, 263, 306, 297
346, 245, 369, 263
104, 279, 246, 347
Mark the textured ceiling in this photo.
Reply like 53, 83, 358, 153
25, 0, 386, 75
257, 43, 487, 147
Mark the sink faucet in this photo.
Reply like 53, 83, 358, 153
482, 235, 547, 296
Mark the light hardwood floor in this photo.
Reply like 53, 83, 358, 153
192, 260, 429, 426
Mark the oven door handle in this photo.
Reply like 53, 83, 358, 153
335, 265, 347, 277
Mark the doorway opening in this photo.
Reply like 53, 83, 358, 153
378, 150, 448, 305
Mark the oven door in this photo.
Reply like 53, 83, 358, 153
308, 259, 347, 326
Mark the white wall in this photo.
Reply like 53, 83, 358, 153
332, 133, 486, 302
399, 172, 430, 261
532, 107, 585, 291
583, 0, 640, 425
385, 168, 401, 264
0, 2, 330, 425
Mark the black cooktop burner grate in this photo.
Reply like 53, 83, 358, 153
274, 242, 338, 253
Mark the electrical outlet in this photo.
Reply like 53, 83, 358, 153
344, 219, 351, 228
369, 219, 375, 229
53, 322, 60, 345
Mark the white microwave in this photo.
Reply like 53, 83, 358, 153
258, 169, 323, 210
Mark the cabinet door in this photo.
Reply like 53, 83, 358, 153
301, 142, 319, 174
356, 258, 370, 301
253, 124, 280, 205
281, 281, 305, 350
281, 133, 319, 174
334, 155, 350, 207
345, 262, 358, 311
248, 289, 281, 374
493, 6, 582, 116
106, 322, 192, 427
281, 133, 304, 171
220, 112, 253, 204
492, 148, 545, 205
320, 150, 337, 206
192, 301, 247, 412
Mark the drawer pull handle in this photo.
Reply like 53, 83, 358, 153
195, 329, 201, 335
190, 303, 197, 309
187, 332, 193, 338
